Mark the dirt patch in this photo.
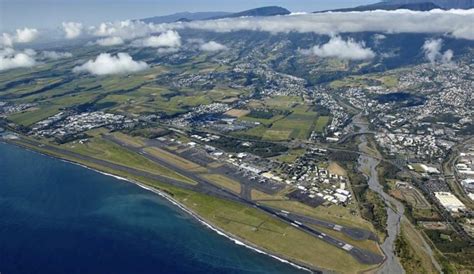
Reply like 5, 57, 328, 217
328, 162, 347, 177
225, 108, 250, 118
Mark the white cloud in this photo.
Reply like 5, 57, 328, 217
89, 20, 167, 40
95, 36, 124, 46
157, 47, 180, 54
200, 41, 228, 52
62, 22, 83, 39
441, 49, 453, 64
301, 36, 375, 60
173, 9, 474, 40
73, 52, 149, 75
373, 34, 386, 45
0, 48, 36, 71
422, 38, 453, 64
0, 33, 14, 47
41, 51, 73, 60
15, 28, 39, 43
132, 30, 181, 48
0, 28, 39, 47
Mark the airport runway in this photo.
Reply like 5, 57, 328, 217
10, 136, 384, 265
105, 135, 384, 265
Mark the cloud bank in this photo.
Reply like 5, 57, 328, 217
175, 9, 474, 40
422, 38, 454, 64
301, 36, 375, 60
73, 53, 148, 75
200, 41, 228, 52
0, 48, 36, 71
90, 20, 166, 40
132, 30, 181, 48
15, 28, 39, 43
41, 51, 73, 60
62, 22, 83, 39
95, 36, 124, 46
1, 28, 39, 47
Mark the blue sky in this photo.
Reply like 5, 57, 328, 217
0, 0, 377, 31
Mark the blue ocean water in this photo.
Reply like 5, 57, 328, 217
0, 142, 306, 274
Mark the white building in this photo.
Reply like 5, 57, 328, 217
434, 192, 466, 213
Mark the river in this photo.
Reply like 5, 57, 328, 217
354, 115, 406, 274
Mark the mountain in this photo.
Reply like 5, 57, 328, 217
209, 6, 291, 19
318, 2, 441, 12
382, 0, 474, 9
317, 0, 473, 12
142, 12, 230, 24
142, 6, 291, 24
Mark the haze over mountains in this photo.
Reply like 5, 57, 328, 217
327, 0, 474, 12
383, 0, 474, 9
142, 6, 291, 24
141, 1, 474, 25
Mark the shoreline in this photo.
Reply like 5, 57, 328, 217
1, 140, 318, 274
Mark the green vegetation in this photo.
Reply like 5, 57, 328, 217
360, 190, 388, 236
273, 148, 306, 163
329, 74, 399, 89
424, 229, 474, 271
246, 109, 274, 119
201, 174, 241, 194
62, 137, 195, 184
8, 105, 61, 126
395, 220, 439, 274
314, 116, 330, 133
261, 200, 376, 233
237, 104, 324, 141
210, 135, 288, 158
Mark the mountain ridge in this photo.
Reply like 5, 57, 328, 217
142, 6, 291, 24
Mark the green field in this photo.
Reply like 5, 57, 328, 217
315, 116, 330, 133
8, 105, 61, 126
62, 137, 195, 184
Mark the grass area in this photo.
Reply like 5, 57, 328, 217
261, 200, 375, 232
110, 132, 146, 148
238, 104, 324, 141
143, 147, 204, 171
251, 189, 287, 201
179, 191, 371, 273
12, 138, 373, 273
62, 137, 195, 184
314, 116, 330, 133
201, 174, 241, 194
329, 74, 399, 89
262, 129, 292, 140
240, 113, 285, 126
395, 218, 439, 274
314, 225, 381, 256
272, 148, 306, 163
361, 190, 388, 238
7, 105, 61, 126
270, 107, 318, 140
264, 96, 302, 110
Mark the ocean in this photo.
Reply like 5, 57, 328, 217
0, 142, 306, 274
